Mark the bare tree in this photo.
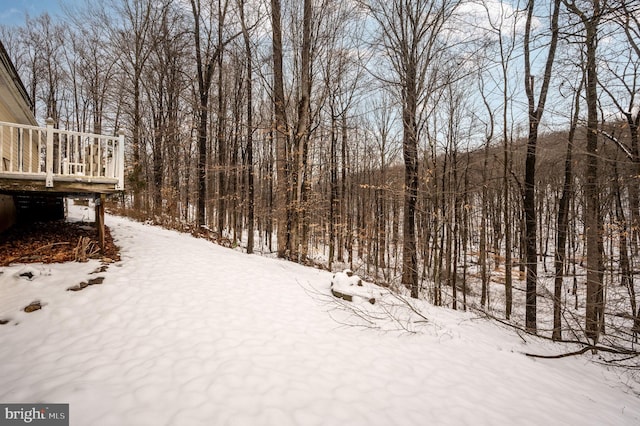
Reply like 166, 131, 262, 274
563, 0, 609, 342
478, 0, 522, 318
362, 0, 459, 298
522, 0, 561, 333
290, 0, 313, 261
270, 0, 292, 258
190, 0, 238, 227
319, 1, 364, 269
237, 0, 256, 253
110, 0, 161, 210
143, 1, 186, 216
477, 69, 494, 310
600, 2, 640, 253
25, 14, 65, 124
553, 71, 583, 340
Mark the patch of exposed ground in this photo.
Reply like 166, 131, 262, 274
0, 221, 120, 266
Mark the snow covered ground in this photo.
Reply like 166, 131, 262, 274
0, 206, 638, 425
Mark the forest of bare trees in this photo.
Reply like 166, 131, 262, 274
3, 0, 640, 357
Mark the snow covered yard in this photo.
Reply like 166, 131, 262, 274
0, 208, 639, 426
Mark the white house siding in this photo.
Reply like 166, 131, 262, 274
0, 40, 38, 231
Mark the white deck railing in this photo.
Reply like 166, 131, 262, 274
0, 118, 125, 190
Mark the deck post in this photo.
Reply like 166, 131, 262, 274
117, 129, 125, 190
95, 193, 106, 252
45, 117, 54, 187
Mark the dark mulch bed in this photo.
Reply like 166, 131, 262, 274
0, 221, 120, 266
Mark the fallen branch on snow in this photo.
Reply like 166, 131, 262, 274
525, 345, 639, 360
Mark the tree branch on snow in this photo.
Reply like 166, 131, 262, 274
525, 345, 638, 360
296, 278, 427, 334
464, 300, 640, 364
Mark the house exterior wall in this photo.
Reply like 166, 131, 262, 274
0, 120, 41, 173
0, 100, 11, 171
0, 87, 21, 172
0, 40, 38, 232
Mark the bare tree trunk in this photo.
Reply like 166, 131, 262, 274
481, 143, 489, 308
337, 116, 345, 264
271, 0, 291, 258
291, 0, 313, 262
478, 76, 493, 308
553, 76, 582, 340
523, 0, 560, 333
216, 1, 227, 235
502, 130, 512, 317
238, 0, 254, 253
191, 0, 214, 227
613, 161, 634, 319
583, 8, 604, 343
452, 145, 459, 310
151, 105, 163, 217
329, 113, 338, 268
462, 154, 469, 310
343, 114, 353, 267
401, 77, 420, 298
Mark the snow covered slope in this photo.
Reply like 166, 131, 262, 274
0, 209, 638, 425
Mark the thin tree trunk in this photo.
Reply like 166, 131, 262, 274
523, 0, 560, 333
217, 5, 227, 236
328, 113, 338, 268
553, 76, 581, 340
238, 0, 254, 253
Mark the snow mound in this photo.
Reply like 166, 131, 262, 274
330, 269, 382, 304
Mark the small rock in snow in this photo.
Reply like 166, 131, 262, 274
24, 301, 42, 313
19, 271, 34, 280
88, 277, 105, 285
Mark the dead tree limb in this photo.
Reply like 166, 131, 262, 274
525, 345, 638, 359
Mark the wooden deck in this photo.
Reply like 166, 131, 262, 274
0, 119, 125, 196
0, 119, 125, 250
0, 173, 120, 195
